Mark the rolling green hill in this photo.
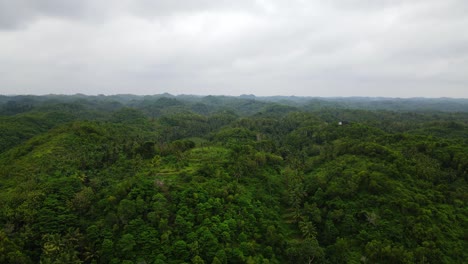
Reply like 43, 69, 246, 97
0, 95, 467, 263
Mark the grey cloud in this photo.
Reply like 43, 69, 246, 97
127, 0, 258, 16
0, 0, 467, 97
0, 0, 92, 29
0, 0, 260, 29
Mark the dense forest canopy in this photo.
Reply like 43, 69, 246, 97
0, 94, 467, 263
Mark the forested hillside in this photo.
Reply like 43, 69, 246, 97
0, 95, 467, 263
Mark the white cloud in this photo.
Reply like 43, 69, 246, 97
0, 0, 467, 97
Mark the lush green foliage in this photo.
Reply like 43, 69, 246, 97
0, 95, 467, 263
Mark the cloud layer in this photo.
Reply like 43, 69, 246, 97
1, 0, 467, 97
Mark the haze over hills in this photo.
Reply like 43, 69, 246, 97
2, 94, 468, 113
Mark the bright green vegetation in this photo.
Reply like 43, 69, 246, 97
0, 95, 467, 263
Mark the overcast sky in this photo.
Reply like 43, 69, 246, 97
1, 0, 467, 97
